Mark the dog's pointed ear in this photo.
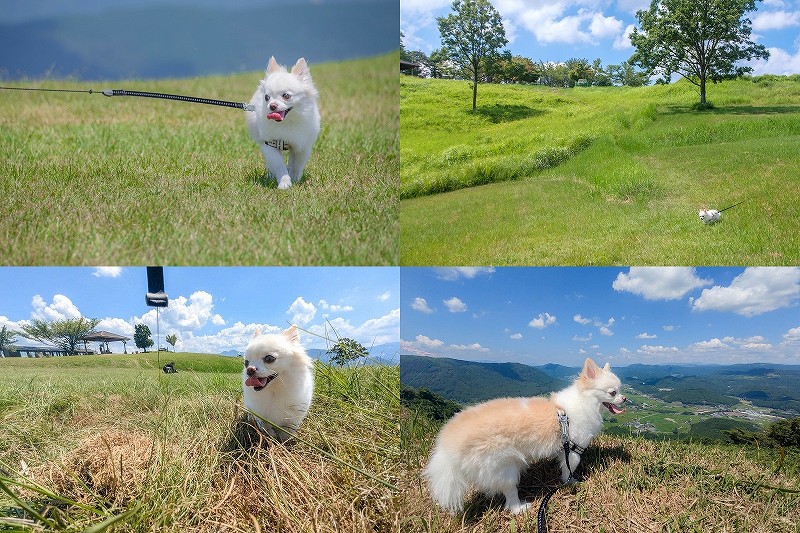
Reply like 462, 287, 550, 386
581, 358, 600, 381
603, 362, 611, 371
283, 324, 299, 343
252, 328, 261, 339
267, 56, 281, 74
291, 58, 312, 82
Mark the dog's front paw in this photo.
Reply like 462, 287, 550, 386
508, 502, 531, 514
277, 176, 292, 190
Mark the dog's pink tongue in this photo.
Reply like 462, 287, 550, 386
267, 112, 284, 121
245, 376, 265, 387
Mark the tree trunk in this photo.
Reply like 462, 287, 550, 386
472, 69, 478, 110
700, 76, 706, 105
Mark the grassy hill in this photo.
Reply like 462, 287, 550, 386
400, 354, 567, 404
399, 405, 800, 533
0, 51, 398, 265
0, 352, 400, 531
400, 75, 800, 265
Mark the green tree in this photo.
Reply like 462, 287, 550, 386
166, 333, 177, 352
326, 338, 369, 366
437, 0, 508, 109
629, 0, 769, 107
0, 325, 18, 356
19, 317, 100, 356
134, 324, 154, 353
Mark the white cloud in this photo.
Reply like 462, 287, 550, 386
637, 344, 680, 355
572, 333, 592, 342
307, 308, 401, 347
510, 332, 523, 340
319, 300, 354, 313
96, 317, 134, 336
378, 291, 391, 302
636, 332, 657, 339
616, 0, 651, 13
663, 325, 675, 331
443, 297, 468, 313
287, 297, 317, 325
92, 267, 122, 278
435, 267, 495, 281
751, 10, 800, 31
31, 294, 81, 322
573, 314, 592, 325
750, 45, 800, 76
690, 267, 800, 317
450, 342, 490, 352
689, 338, 731, 351
415, 335, 444, 348
589, 12, 623, 39
783, 326, 800, 343
613, 23, 636, 50
599, 326, 613, 336
211, 314, 226, 326
529, 312, 556, 329
613, 267, 713, 300
180, 321, 281, 354
411, 297, 434, 314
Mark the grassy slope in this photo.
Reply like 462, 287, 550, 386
400, 76, 800, 265
400, 408, 800, 533
0, 353, 400, 532
0, 52, 399, 265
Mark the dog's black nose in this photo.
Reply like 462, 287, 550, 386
269, 103, 278, 111
246, 367, 255, 376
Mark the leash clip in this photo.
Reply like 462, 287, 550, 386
242, 103, 256, 112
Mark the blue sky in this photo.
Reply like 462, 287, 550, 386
401, 267, 800, 366
0, 267, 399, 354
401, 0, 800, 75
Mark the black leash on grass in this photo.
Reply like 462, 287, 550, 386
537, 412, 584, 533
718, 200, 746, 213
0, 85, 256, 111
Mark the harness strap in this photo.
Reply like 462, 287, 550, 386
265, 140, 291, 151
539, 411, 585, 533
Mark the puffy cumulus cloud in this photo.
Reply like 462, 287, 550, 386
435, 267, 495, 281
613, 23, 636, 50
134, 291, 223, 334
450, 342, 490, 352
318, 300, 354, 313
529, 312, 556, 329
92, 267, 122, 278
613, 267, 713, 300
443, 297, 468, 313
689, 338, 731, 351
287, 296, 317, 325
663, 325, 676, 331
377, 291, 392, 302
636, 332, 657, 339
510, 332, 523, 340
783, 326, 800, 343
589, 12, 623, 39
750, 45, 800, 75
636, 344, 680, 356
307, 308, 400, 346
411, 297, 434, 314
180, 322, 282, 354
31, 294, 81, 322
573, 314, 592, 325
690, 267, 800, 317
751, 9, 800, 31
415, 335, 444, 348
96, 317, 134, 337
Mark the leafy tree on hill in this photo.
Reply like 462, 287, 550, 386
0, 325, 18, 356
326, 338, 368, 366
19, 317, 100, 356
629, 0, 769, 108
401, 385, 462, 422
437, 0, 507, 109
166, 333, 177, 352
134, 324, 154, 353
727, 417, 800, 448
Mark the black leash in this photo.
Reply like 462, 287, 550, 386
0, 85, 255, 111
537, 412, 583, 533
718, 200, 745, 213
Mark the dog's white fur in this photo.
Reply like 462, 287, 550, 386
242, 325, 314, 441
699, 208, 721, 224
245, 57, 320, 189
423, 358, 626, 514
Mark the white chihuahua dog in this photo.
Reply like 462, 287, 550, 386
242, 325, 315, 442
245, 57, 321, 189
424, 358, 626, 514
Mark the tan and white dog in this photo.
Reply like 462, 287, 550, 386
424, 358, 626, 514
242, 325, 315, 442
245, 57, 321, 189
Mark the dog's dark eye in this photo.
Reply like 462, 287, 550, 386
263, 354, 276, 364
244, 359, 249, 367
264, 94, 270, 101
282, 92, 291, 100
610, 390, 617, 397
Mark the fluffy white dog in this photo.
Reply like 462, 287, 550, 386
245, 57, 321, 189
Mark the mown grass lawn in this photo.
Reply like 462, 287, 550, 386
0, 52, 399, 265
400, 75, 800, 265
0, 352, 400, 532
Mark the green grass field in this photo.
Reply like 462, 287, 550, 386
400, 75, 800, 265
400, 406, 800, 533
0, 52, 399, 265
0, 353, 400, 532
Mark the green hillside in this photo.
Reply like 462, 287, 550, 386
0, 52, 398, 265
400, 354, 566, 404
400, 75, 800, 265
0, 352, 400, 531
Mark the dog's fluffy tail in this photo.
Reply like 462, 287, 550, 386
423, 445, 468, 513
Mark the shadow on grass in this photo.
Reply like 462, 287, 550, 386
249, 172, 278, 189
663, 104, 800, 116
459, 442, 631, 522
218, 414, 276, 458
469, 103, 544, 124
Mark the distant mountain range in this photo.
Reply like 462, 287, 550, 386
402, 355, 800, 414
0, 0, 398, 80
400, 354, 567, 405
